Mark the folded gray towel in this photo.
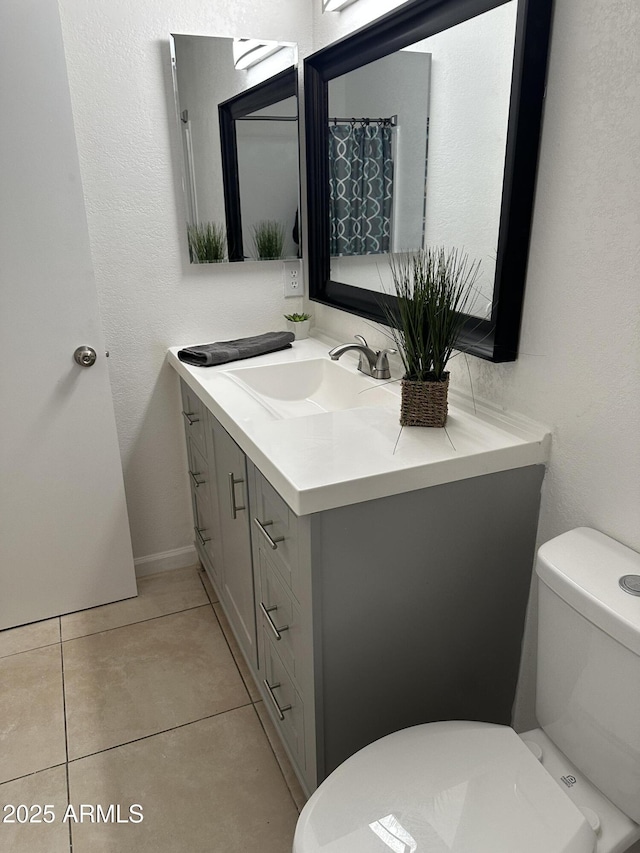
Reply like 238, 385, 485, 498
177, 331, 295, 367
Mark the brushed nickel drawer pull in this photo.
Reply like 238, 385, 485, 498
189, 470, 206, 487
263, 679, 292, 721
260, 602, 289, 641
194, 526, 211, 546
228, 473, 245, 519
182, 410, 200, 426
254, 518, 285, 550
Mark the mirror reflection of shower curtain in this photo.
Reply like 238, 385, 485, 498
329, 124, 393, 257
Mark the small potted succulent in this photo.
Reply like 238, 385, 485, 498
284, 312, 312, 340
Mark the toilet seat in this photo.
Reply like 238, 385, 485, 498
293, 721, 596, 853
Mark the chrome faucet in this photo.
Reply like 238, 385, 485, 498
328, 335, 396, 380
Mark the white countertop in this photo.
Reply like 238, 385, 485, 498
167, 336, 551, 515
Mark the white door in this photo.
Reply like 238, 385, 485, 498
0, 0, 137, 629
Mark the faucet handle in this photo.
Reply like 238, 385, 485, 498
376, 348, 397, 362
352, 335, 372, 375
373, 348, 396, 380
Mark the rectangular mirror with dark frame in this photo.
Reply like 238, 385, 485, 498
304, 0, 553, 361
170, 35, 301, 264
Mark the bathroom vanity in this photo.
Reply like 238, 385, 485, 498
168, 337, 550, 795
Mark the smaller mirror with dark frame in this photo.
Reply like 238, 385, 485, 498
219, 68, 299, 261
304, 0, 553, 361
170, 34, 301, 264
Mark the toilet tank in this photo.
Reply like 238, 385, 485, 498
535, 528, 640, 823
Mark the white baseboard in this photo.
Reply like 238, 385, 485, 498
134, 545, 199, 578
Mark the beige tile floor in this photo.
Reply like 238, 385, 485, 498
0, 566, 305, 852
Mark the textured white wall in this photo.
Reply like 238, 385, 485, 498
310, 0, 640, 728
57, 0, 312, 564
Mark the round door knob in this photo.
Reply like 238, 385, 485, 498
73, 346, 97, 367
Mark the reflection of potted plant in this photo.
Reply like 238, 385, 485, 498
253, 220, 285, 260
187, 222, 226, 263
383, 247, 480, 427
284, 312, 312, 340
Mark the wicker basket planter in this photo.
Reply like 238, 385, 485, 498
400, 373, 449, 427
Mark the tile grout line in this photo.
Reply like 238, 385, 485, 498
0, 604, 211, 658
207, 592, 256, 704
60, 602, 212, 645
65, 701, 255, 765
250, 703, 304, 814
0, 763, 69, 788
0, 634, 61, 661
0, 697, 256, 789
137, 568, 255, 712
58, 637, 74, 852
0, 567, 210, 656
196, 566, 219, 607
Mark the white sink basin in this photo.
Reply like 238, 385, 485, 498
224, 358, 398, 419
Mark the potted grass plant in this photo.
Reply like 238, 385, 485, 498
253, 220, 285, 260
383, 247, 481, 427
187, 222, 226, 263
284, 312, 312, 340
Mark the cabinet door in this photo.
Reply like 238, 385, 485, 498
190, 441, 222, 588
180, 383, 223, 588
211, 417, 257, 667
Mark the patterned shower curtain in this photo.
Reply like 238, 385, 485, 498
328, 123, 394, 257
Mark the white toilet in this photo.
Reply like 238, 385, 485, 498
293, 528, 640, 853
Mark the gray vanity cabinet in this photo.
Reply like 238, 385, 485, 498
252, 461, 544, 796
179, 379, 544, 797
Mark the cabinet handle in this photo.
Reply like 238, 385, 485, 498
182, 410, 200, 426
194, 526, 211, 546
189, 470, 206, 487
253, 518, 285, 550
260, 602, 289, 641
263, 679, 292, 721
228, 472, 245, 519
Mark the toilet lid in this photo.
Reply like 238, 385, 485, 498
294, 721, 596, 853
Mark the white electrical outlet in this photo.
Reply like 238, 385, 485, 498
283, 260, 304, 297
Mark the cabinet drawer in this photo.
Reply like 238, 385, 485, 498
253, 471, 300, 598
180, 379, 206, 455
263, 632, 306, 770
258, 550, 304, 687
